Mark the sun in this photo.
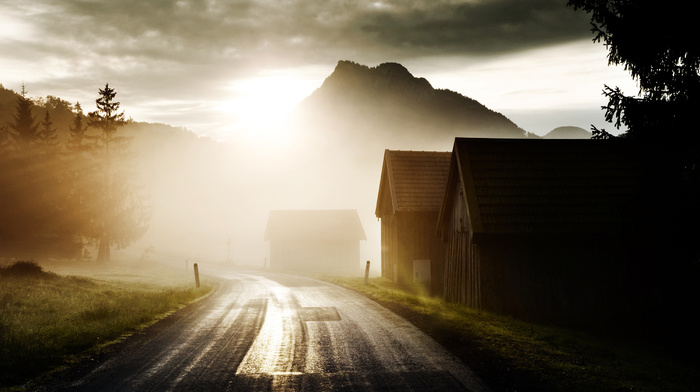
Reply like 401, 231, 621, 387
221, 69, 320, 147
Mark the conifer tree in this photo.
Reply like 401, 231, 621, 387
37, 110, 60, 155
87, 84, 148, 262
63, 102, 95, 255
567, 0, 699, 143
67, 102, 89, 153
8, 84, 39, 148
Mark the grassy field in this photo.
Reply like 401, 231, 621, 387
323, 276, 698, 392
0, 260, 213, 389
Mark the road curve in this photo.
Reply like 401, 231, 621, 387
49, 266, 490, 392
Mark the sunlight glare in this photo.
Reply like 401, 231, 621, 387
220, 69, 320, 148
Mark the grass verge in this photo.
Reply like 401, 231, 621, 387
0, 261, 213, 389
323, 276, 697, 392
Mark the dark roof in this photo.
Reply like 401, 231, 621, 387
376, 150, 452, 217
441, 138, 644, 234
264, 210, 367, 241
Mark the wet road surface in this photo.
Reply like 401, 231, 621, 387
53, 267, 490, 391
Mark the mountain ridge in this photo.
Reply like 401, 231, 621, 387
542, 126, 591, 139
293, 60, 530, 148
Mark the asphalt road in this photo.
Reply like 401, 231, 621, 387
51, 267, 490, 392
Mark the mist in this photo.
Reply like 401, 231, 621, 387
1, 61, 531, 277
120, 118, 388, 274
109, 61, 534, 275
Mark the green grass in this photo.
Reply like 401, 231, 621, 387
0, 261, 213, 389
323, 276, 698, 392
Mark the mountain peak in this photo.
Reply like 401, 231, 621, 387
374, 62, 412, 79
318, 60, 435, 101
543, 126, 591, 139
294, 60, 527, 149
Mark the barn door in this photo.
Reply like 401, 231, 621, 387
413, 259, 431, 287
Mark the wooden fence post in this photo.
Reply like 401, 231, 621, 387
193, 263, 200, 288
364, 260, 370, 284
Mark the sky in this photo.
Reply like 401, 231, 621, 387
0, 0, 639, 142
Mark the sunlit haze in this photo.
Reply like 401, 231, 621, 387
0, 0, 641, 270
217, 68, 324, 147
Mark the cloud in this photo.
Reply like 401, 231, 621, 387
3, 0, 594, 84
0, 0, 599, 140
10, 1, 591, 65
350, 0, 591, 57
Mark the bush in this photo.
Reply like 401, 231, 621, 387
0, 260, 53, 278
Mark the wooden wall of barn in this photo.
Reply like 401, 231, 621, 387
380, 214, 398, 282
476, 234, 655, 327
269, 239, 361, 276
439, 178, 660, 328
442, 181, 481, 308
381, 212, 445, 296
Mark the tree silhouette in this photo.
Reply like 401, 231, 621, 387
567, 1, 699, 144
37, 110, 60, 155
87, 84, 148, 262
66, 102, 89, 153
0, 125, 8, 150
8, 84, 38, 148
62, 102, 95, 254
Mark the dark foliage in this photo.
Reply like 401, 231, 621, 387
568, 0, 700, 145
38, 110, 60, 155
7, 85, 39, 148
66, 102, 88, 153
0, 260, 54, 278
0, 84, 148, 260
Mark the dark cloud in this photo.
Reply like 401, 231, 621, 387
23, 0, 590, 65
352, 0, 591, 56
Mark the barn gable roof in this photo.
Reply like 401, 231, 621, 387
264, 210, 367, 241
439, 138, 645, 235
375, 150, 451, 217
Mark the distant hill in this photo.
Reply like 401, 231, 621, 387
542, 126, 591, 139
0, 84, 244, 262
290, 61, 531, 154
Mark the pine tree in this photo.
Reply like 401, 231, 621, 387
8, 84, 39, 148
37, 110, 60, 155
567, 0, 699, 144
67, 102, 89, 153
63, 102, 96, 257
87, 84, 148, 262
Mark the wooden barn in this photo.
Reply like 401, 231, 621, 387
264, 210, 366, 276
375, 150, 451, 295
436, 138, 663, 326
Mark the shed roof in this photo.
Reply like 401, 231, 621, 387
264, 210, 367, 241
440, 138, 645, 235
375, 150, 451, 217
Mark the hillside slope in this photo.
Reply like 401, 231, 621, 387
291, 61, 530, 153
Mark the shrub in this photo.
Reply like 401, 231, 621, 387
0, 260, 53, 278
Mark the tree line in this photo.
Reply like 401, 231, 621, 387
0, 84, 149, 262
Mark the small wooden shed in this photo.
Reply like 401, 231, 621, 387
264, 210, 366, 276
375, 150, 451, 295
437, 138, 654, 326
